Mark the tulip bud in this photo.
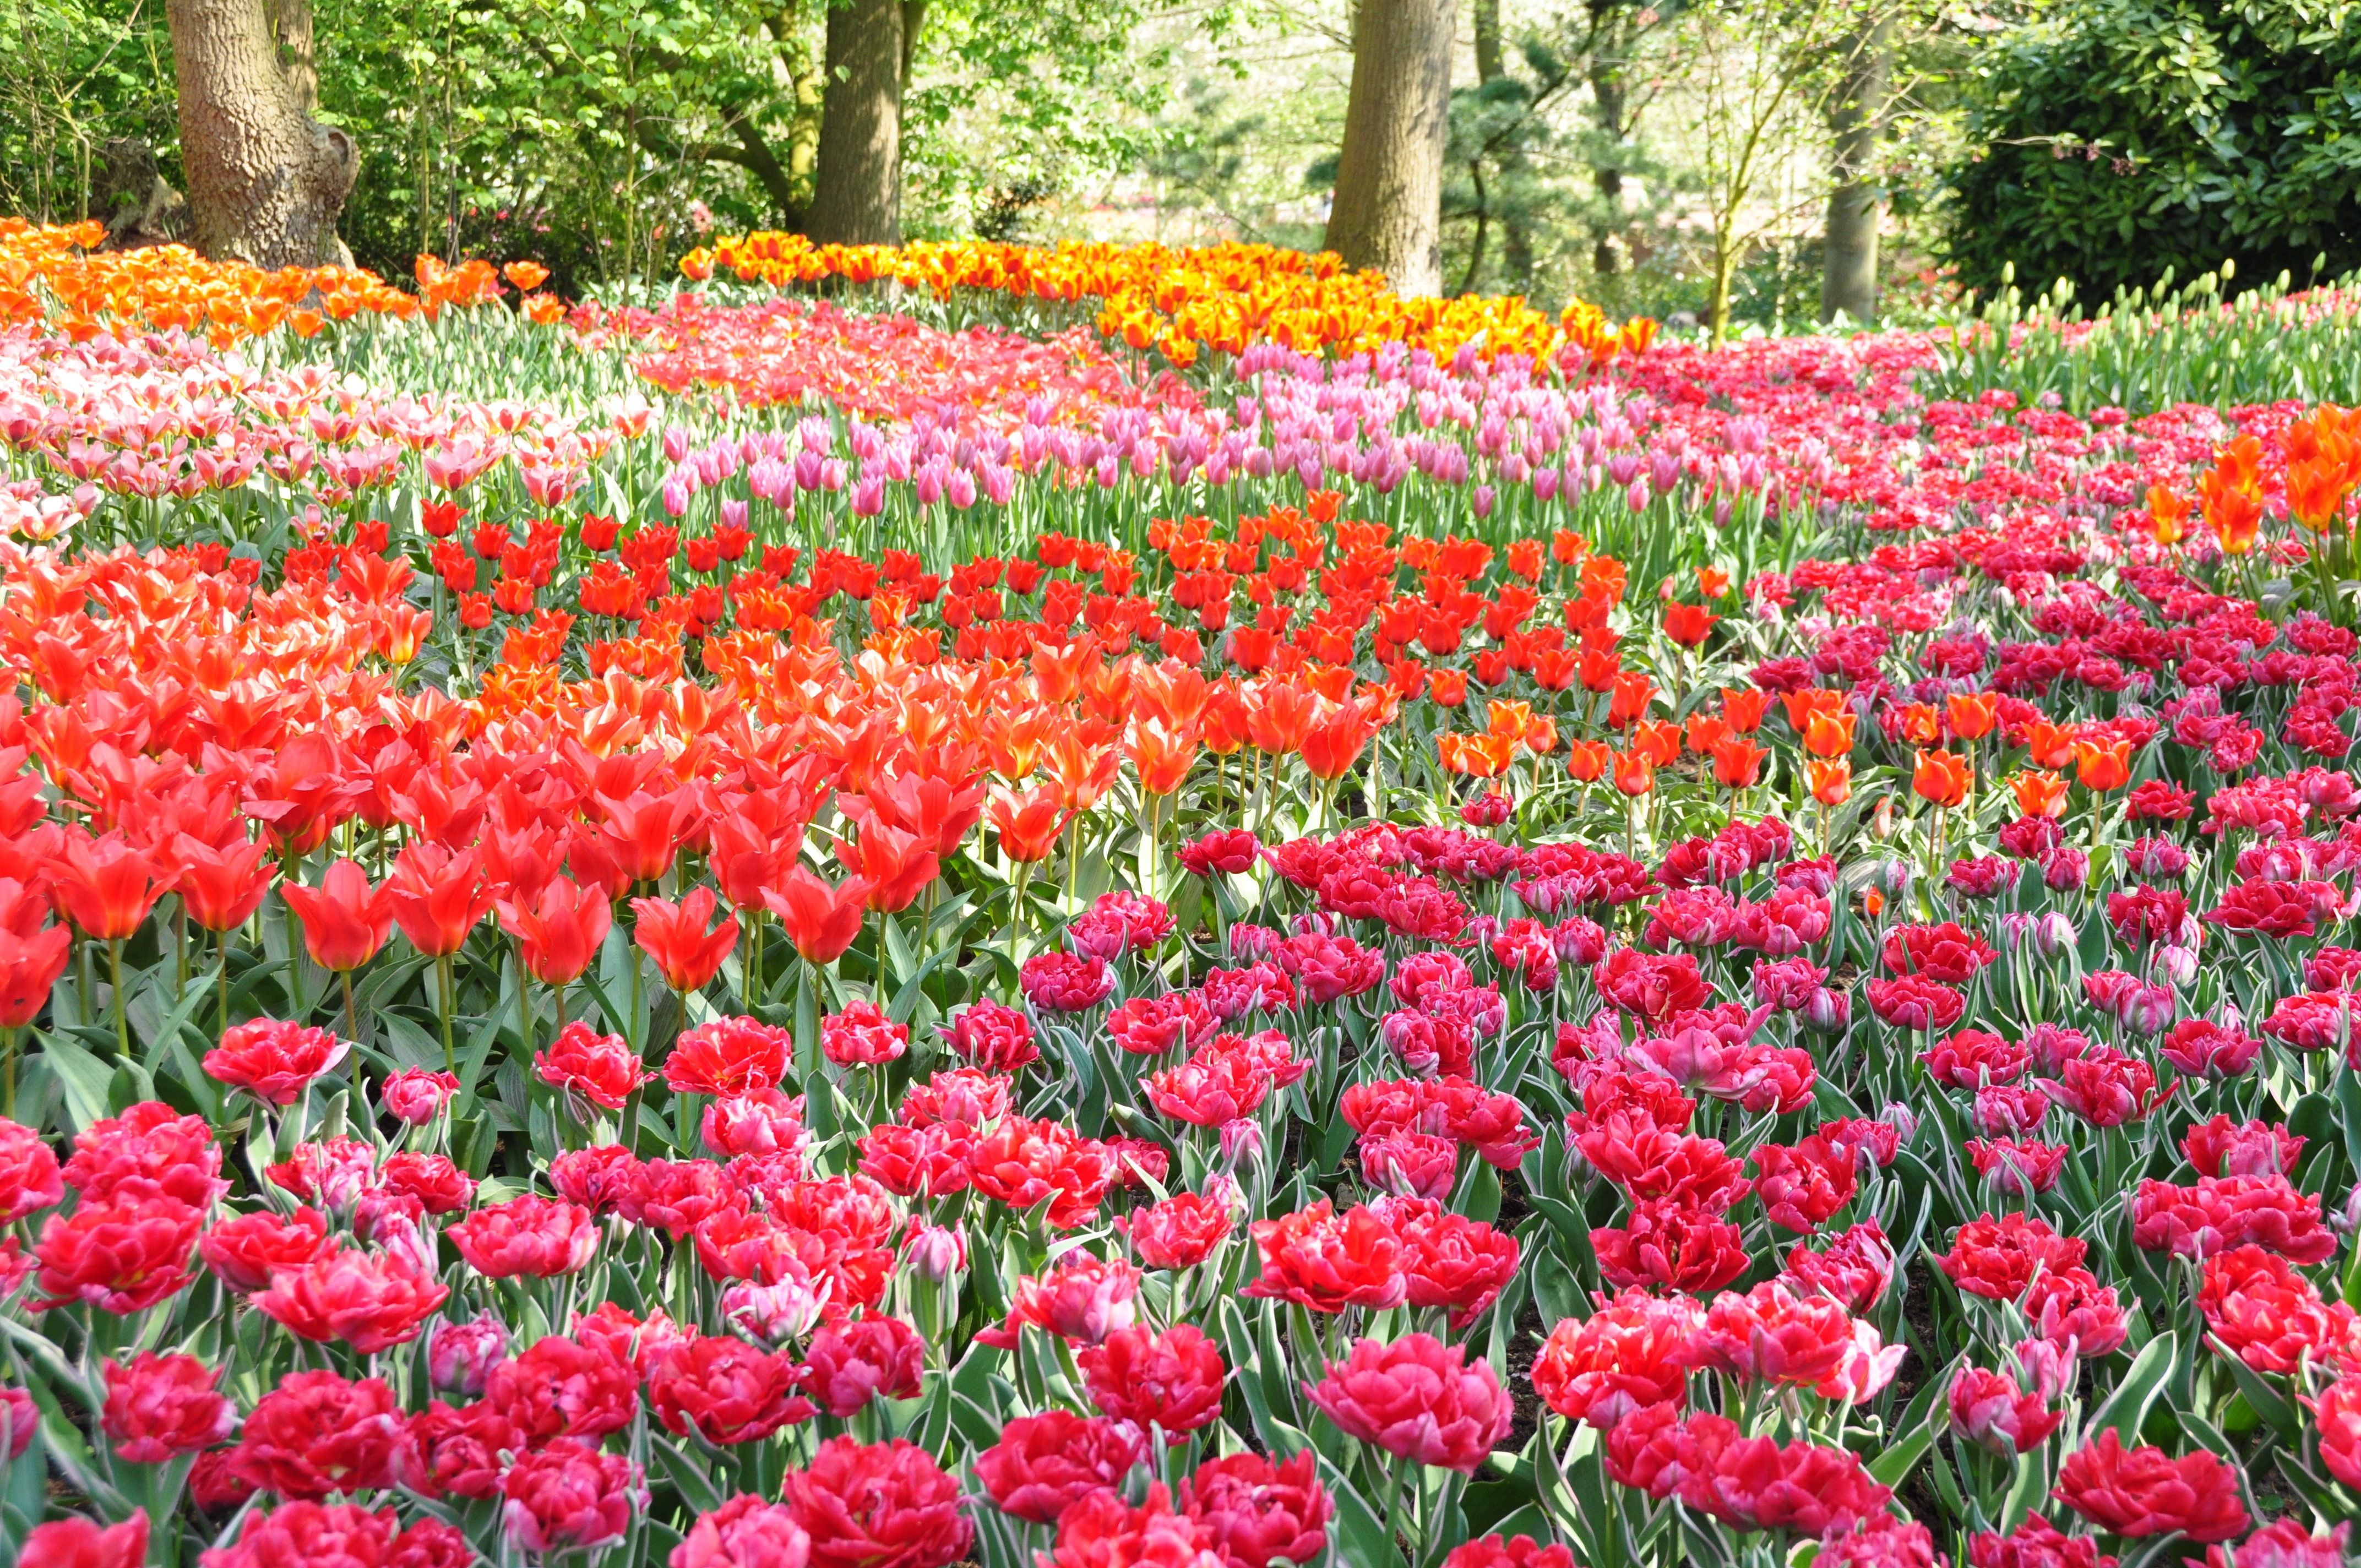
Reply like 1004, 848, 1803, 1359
1880, 1102, 1920, 1144
903, 1223, 968, 1283
429, 1311, 510, 1396
2336, 1185, 2361, 1235
2115, 981, 2175, 1036
2041, 848, 2088, 892
1220, 1117, 1265, 1171
1200, 1172, 1248, 1215
2152, 945, 2198, 987
720, 1276, 829, 1342
1805, 987, 1851, 1035
379, 1068, 460, 1126
1878, 860, 1914, 894
2033, 912, 2076, 958
2011, 1337, 2076, 1402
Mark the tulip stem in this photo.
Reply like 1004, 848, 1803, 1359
108, 938, 127, 1059
437, 954, 456, 1074
2, 1026, 15, 1119
219, 932, 231, 1042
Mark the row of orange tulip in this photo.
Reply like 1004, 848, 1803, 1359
679, 233, 1655, 369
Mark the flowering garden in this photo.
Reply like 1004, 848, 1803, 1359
0, 213, 2359, 1568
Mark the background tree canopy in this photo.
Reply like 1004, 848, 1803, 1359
4, 0, 2360, 325
1941, 0, 2361, 301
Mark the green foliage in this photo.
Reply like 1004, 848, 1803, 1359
1922, 259, 2361, 415
0, 0, 1183, 289
1943, 0, 2361, 301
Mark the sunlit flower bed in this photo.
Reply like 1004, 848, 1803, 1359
0, 224, 2358, 1568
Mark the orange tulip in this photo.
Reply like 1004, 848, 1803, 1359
1566, 740, 1611, 782
1913, 749, 1970, 809
1696, 567, 1732, 599
1945, 693, 2000, 741
2022, 720, 2078, 770
1125, 718, 1199, 796
2072, 737, 2132, 792
989, 785, 1073, 862
2200, 469, 2264, 555
1894, 704, 1940, 747
2214, 433, 2264, 497
1631, 720, 1682, 767
1662, 602, 1718, 648
1611, 749, 1655, 797
1808, 759, 1852, 806
1711, 737, 1766, 788
1781, 687, 1845, 732
2287, 457, 2351, 534
1802, 709, 1857, 759
1486, 700, 1536, 745
2145, 483, 2188, 547
2010, 770, 2070, 819
1686, 713, 1732, 756
1302, 707, 1378, 782
1720, 688, 1772, 733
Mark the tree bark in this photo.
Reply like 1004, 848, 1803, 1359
1587, 0, 1631, 278
1324, 0, 1456, 297
1470, 0, 1535, 292
264, 0, 316, 115
807, 0, 906, 244
170, 0, 356, 266
1820, 17, 1892, 324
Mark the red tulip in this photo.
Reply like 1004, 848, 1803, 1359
782, 1437, 971, 1568
762, 867, 867, 964
648, 1333, 814, 1445
449, 1194, 600, 1278
20, 1511, 148, 1568
502, 1439, 646, 1554
974, 1411, 1143, 1523
672, 1496, 814, 1568
228, 1370, 406, 1500
252, 1244, 451, 1354
631, 886, 739, 992
500, 875, 612, 986
203, 1018, 349, 1106
280, 859, 395, 972
101, 1352, 235, 1462
385, 841, 497, 957
168, 833, 275, 932
1305, 1331, 1512, 1473
51, 832, 165, 940
2053, 1430, 2247, 1542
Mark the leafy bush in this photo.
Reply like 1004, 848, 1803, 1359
1943, 0, 2361, 300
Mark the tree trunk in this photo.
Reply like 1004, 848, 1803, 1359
1819, 17, 1891, 324
1324, 0, 1455, 297
807, 0, 906, 244
264, 0, 315, 115
170, 0, 356, 266
1471, 0, 1535, 293
1473, 0, 1504, 79
1587, 1, 1631, 279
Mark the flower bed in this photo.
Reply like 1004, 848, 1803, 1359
0, 225, 2358, 1568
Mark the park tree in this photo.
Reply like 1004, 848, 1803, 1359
1819, 15, 1891, 322
1325, 0, 1457, 296
168, 0, 355, 264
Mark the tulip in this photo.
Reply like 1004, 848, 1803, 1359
630, 888, 739, 993
500, 875, 612, 1017
1912, 749, 1970, 809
